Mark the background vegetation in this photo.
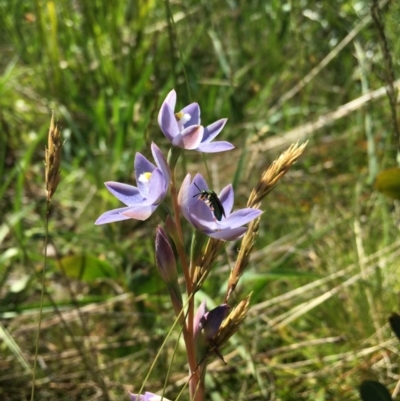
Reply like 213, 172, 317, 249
1, 0, 400, 400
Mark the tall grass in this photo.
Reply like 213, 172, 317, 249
0, 0, 399, 400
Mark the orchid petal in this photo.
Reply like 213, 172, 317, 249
196, 141, 234, 153
178, 174, 191, 221
194, 300, 207, 340
188, 200, 217, 231
202, 119, 227, 143
104, 182, 144, 206
151, 142, 170, 185
172, 125, 203, 149
207, 227, 248, 241
129, 392, 172, 401
200, 304, 230, 340
122, 204, 158, 221
158, 103, 179, 142
190, 174, 208, 198
163, 89, 176, 111
135, 152, 156, 176
145, 169, 167, 204
181, 102, 201, 126
224, 208, 263, 228
135, 153, 156, 196
218, 184, 234, 215
95, 206, 133, 225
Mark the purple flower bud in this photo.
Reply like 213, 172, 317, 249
200, 304, 230, 340
194, 302, 230, 342
155, 226, 177, 284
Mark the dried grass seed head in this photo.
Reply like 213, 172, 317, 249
45, 112, 62, 201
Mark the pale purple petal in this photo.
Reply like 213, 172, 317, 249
104, 182, 144, 206
207, 227, 248, 240
219, 184, 234, 215
202, 119, 227, 143
181, 103, 201, 126
95, 206, 133, 225
129, 392, 171, 401
178, 174, 191, 221
122, 204, 158, 221
163, 89, 177, 110
200, 304, 230, 340
158, 103, 179, 142
190, 174, 208, 198
135, 153, 156, 195
145, 169, 167, 204
151, 142, 170, 186
196, 141, 235, 153
172, 125, 203, 149
129, 392, 142, 401
224, 208, 263, 228
189, 200, 217, 231
135, 152, 156, 176
194, 300, 207, 340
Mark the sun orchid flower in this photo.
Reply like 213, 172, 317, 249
178, 174, 262, 241
95, 143, 170, 224
129, 392, 171, 401
158, 89, 234, 153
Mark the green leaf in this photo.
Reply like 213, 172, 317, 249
374, 167, 400, 200
57, 254, 117, 282
359, 381, 392, 401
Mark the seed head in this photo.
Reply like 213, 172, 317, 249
226, 142, 307, 300
45, 112, 62, 201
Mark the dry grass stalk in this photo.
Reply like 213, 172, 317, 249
193, 238, 225, 291
45, 112, 62, 201
225, 142, 307, 301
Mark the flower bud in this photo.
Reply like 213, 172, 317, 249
194, 301, 230, 364
200, 304, 230, 340
155, 226, 178, 285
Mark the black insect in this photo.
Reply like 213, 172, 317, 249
193, 182, 226, 221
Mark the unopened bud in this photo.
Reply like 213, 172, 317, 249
155, 226, 178, 284
200, 304, 230, 340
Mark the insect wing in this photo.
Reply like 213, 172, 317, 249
209, 191, 226, 221
192, 182, 226, 221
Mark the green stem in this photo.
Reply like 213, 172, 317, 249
30, 200, 51, 401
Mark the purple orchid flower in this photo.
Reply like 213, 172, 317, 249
157, 89, 234, 153
178, 173, 263, 241
129, 392, 171, 401
95, 143, 170, 224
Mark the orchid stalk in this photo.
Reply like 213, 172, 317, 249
95, 89, 306, 401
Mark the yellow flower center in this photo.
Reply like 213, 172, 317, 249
138, 172, 152, 183
175, 111, 191, 125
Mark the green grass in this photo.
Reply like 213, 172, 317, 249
1, 0, 400, 400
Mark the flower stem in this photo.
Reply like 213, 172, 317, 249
169, 167, 203, 401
